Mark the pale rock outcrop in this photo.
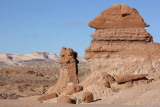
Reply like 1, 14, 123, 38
47, 47, 79, 94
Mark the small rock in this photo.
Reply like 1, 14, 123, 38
82, 92, 93, 103
57, 96, 72, 103
103, 81, 111, 88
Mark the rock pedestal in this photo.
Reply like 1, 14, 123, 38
47, 47, 79, 94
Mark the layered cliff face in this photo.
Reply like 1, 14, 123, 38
84, 4, 160, 76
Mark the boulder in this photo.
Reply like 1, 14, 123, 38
102, 72, 114, 83
103, 81, 111, 88
114, 74, 148, 84
57, 96, 72, 103
82, 92, 94, 103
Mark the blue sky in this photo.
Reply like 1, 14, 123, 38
0, 0, 160, 57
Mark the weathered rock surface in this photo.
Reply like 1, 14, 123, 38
81, 4, 160, 90
84, 4, 160, 76
82, 92, 94, 103
85, 4, 160, 60
57, 96, 72, 103
103, 81, 111, 88
37, 93, 58, 101
66, 84, 83, 95
47, 47, 79, 94
88, 4, 149, 29
115, 74, 148, 84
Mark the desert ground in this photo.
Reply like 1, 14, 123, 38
0, 99, 157, 107
0, 64, 90, 99
1, 62, 160, 106
1, 3, 160, 107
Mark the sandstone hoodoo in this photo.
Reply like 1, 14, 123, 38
85, 3, 160, 76
47, 47, 79, 94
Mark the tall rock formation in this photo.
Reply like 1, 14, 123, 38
47, 47, 79, 93
84, 4, 160, 82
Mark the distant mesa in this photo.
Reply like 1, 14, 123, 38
0, 52, 87, 66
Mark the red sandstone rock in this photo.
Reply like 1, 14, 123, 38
85, 4, 160, 60
103, 81, 110, 88
37, 93, 58, 101
47, 47, 79, 94
88, 4, 149, 29
82, 92, 94, 103
82, 4, 160, 87
57, 96, 72, 103
114, 74, 148, 84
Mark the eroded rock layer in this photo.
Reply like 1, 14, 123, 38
84, 4, 160, 76
85, 4, 160, 60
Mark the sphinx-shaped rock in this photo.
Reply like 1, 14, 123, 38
88, 4, 149, 29
47, 47, 79, 94
84, 4, 160, 82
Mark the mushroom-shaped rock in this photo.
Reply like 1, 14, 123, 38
57, 96, 72, 103
37, 93, 58, 101
82, 92, 94, 103
88, 3, 149, 29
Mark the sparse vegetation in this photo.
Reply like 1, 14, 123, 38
0, 64, 90, 99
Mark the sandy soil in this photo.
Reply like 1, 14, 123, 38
1, 64, 160, 106
0, 99, 157, 107
0, 64, 90, 99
